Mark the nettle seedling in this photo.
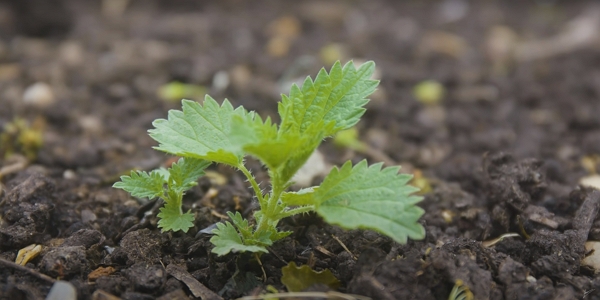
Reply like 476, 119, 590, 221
114, 61, 425, 255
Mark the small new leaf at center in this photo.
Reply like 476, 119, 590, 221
210, 222, 268, 256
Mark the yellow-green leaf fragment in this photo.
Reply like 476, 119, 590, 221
15, 244, 42, 266
413, 80, 445, 105
448, 279, 474, 300
333, 128, 368, 152
281, 262, 340, 292
157, 81, 206, 102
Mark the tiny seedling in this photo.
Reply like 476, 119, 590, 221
114, 61, 425, 255
114, 158, 210, 232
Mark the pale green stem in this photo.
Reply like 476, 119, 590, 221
276, 205, 315, 219
238, 164, 265, 206
254, 173, 286, 234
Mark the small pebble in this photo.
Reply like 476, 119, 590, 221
292, 150, 330, 187
59, 41, 84, 67
580, 175, 600, 191
78, 115, 103, 135
23, 82, 55, 108
212, 70, 229, 92
63, 170, 76, 180
81, 209, 97, 223
45, 281, 77, 300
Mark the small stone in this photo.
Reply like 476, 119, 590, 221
92, 290, 120, 300
582, 241, 600, 273
23, 82, 55, 108
63, 170, 76, 180
212, 70, 229, 92
80, 209, 97, 223
125, 263, 166, 292
230, 64, 252, 92
580, 175, 600, 191
157, 289, 188, 300
59, 41, 84, 68
292, 150, 331, 187
45, 281, 77, 300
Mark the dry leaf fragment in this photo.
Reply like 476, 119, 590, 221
15, 244, 42, 266
88, 266, 116, 281
281, 262, 340, 292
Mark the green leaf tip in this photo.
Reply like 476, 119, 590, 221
232, 60, 379, 184
113, 170, 165, 199
278, 60, 379, 137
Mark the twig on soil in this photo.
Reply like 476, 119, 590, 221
254, 252, 267, 282
516, 215, 530, 239
331, 234, 357, 260
165, 264, 223, 300
0, 257, 56, 283
573, 190, 600, 234
482, 233, 520, 248
0, 157, 27, 179
237, 291, 372, 300
266, 247, 288, 265
314, 245, 334, 258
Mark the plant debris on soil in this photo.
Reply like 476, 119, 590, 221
3, 0, 600, 299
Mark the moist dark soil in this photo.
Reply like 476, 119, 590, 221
2, 0, 600, 299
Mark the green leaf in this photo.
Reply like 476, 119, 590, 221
229, 113, 298, 170
281, 188, 317, 206
149, 96, 251, 166
113, 170, 164, 199
230, 110, 329, 182
278, 61, 378, 137
277, 122, 332, 184
281, 262, 340, 292
157, 204, 195, 233
228, 211, 254, 240
168, 157, 211, 192
314, 160, 425, 244
210, 222, 268, 256
270, 230, 293, 241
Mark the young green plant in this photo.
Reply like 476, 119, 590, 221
113, 157, 210, 232
114, 61, 425, 255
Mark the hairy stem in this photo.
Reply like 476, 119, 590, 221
238, 164, 265, 206
254, 173, 287, 235
276, 205, 315, 219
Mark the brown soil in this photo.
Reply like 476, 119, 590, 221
2, 0, 600, 299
